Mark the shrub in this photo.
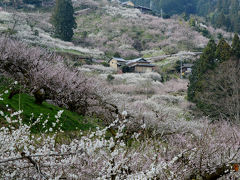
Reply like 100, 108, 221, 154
34, 29, 39, 36
121, 65, 131, 73
107, 74, 114, 82
101, 61, 109, 67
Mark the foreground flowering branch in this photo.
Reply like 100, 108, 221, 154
0, 89, 240, 179
0, 152, 81, 164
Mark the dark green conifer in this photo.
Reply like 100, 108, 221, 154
188, 39, 216, 101
51, 0, 76, 41
215, 38, 231, 62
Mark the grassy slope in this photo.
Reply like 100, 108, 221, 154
0, 93, 98, 133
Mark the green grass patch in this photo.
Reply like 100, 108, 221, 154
55, 48, 85, 56
0, 93, 98, 133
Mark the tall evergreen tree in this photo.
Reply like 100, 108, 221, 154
199, 39, 217, 71
188, 39, 217, 101
232, 33, 240, 58
51, 0, 76, 41
215, 38, 232, 62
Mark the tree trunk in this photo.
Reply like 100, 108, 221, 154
8, 89, 20, 99
33, 88, 46, 105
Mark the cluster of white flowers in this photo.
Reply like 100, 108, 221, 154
0, 10, 104, 59
105, 6, 141, 18
0, 85, 239, 179
0, 5, 239, 179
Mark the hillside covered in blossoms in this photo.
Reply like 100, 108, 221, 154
0, 0, 239, 179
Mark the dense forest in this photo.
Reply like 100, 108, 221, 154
122, 0, 240, 33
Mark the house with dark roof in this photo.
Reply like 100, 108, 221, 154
182, 63, 193, 74
109, 57, 155, 73
126, 58, 155, 73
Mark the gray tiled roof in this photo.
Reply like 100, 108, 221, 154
112, 57, 126, 62
108, 57, 126, 63
126, 58, 149, 65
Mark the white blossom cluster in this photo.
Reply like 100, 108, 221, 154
105, 5, 142, 18
0, 98, 240, 179
0, 11, 104, 59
